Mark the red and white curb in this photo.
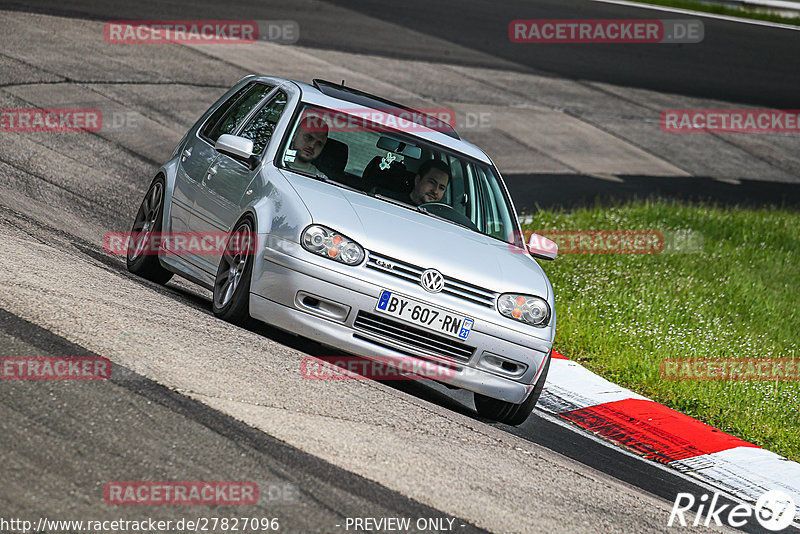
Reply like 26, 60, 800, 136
539, 351, 800, 520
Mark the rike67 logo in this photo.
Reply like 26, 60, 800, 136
669, 490, 796, 531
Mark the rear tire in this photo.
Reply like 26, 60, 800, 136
126, 176, 173, 284
212, 216, 255, 326
474, 352, 551, 426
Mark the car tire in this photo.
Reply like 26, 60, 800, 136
126, 175, 174, 284
212, 216, 255, 326
474, 352, 551, 426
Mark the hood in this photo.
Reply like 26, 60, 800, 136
282, 171, 550, 299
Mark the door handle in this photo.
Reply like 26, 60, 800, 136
207, 165, 218, 179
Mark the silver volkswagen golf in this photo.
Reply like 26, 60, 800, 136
126, 75, 557, 425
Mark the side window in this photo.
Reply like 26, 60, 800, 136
202, 83, 273, 143
472, 165, 512, 239
239, 91, 288, 155
200, 85, 252, 141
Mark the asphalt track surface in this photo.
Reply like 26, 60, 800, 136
4, 0, 800, 108
0, 310, 488, 534
1, 301, 790, 534
1, 1, 798, 533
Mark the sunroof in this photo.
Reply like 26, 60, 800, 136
311, 79, 460, 140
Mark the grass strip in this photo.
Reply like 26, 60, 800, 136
523, 199, 800, 460
622, 0, 800, 26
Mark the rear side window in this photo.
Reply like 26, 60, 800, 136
201, 82, 273, 142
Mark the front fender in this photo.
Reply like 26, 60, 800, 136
158, 157, 180, 234
239, 165, 312, 248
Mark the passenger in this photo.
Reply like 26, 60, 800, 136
287, 115, 328, 175
408, 160, 450, 205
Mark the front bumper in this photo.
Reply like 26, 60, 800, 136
250, 241, 552, 404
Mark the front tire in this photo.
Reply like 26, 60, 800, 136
212, 217, 255, 326
474, 353, 551, 426
126, 176, 173, 284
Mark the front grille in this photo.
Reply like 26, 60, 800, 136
365, 252, 497, 308
353, 311, 475, 363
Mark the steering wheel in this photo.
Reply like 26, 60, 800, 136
417, 201, 452, 210
417, 202, 480, 231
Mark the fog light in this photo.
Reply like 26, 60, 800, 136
478, 352, 527, 378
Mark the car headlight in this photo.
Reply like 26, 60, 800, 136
497, 294, 550, 327
301, 225, 364, 265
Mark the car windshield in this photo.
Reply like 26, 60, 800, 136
278, 104, 521, 246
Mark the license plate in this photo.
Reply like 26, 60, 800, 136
375, 290, 473, 341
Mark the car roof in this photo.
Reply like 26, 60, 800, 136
267, 77, 492, 164
311, 79, 460, 139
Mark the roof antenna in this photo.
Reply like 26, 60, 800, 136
341, 79, 345, 86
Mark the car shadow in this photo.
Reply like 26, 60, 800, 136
243, 319, 491, 421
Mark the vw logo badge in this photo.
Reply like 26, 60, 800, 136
420, 269, 444, 293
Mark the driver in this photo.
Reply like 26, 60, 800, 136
409, 160, 450, 205
287, 114, 328, 175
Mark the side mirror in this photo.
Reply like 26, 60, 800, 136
527, 233, 558, 260
215, 134, 256, 167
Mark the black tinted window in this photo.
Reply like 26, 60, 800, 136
200, 84, 252, 140
202, 83, 273, 142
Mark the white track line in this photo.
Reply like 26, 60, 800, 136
589, 0, 800, 30
537, 410, 800, 530
542, 355, 800, 522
